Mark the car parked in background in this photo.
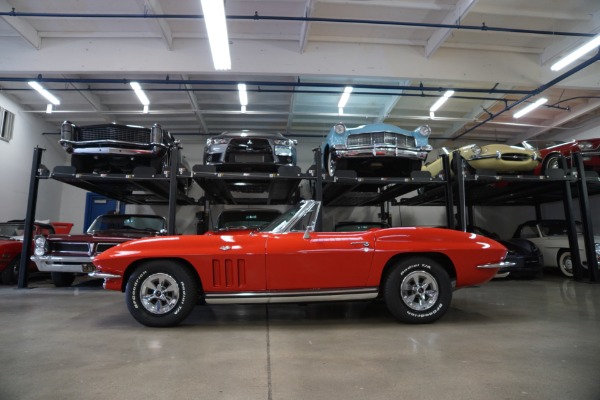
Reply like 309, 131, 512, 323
212, 209, 282, 232
334, 221, 390, 232
0, 220, 70, 284
60, 121, 182, 175
422, 144, 541, 178
203, 131, 297, 173
467, 226, 543, 279
31, 214, 167, 287
90, 199, 512, 327
512, 220, 600, 277
321, 122, 432, 177
521, 139, 600, 175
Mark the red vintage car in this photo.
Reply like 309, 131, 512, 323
92, 200, 512, 327
522, 139, 600, 175
0, 220, 71, 284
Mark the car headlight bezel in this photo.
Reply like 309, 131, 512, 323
334, 123, 346, 135
33, 235, 48, 257
471, 145, 482, 157
207, 138, 228, 146
418, 125, 432, 137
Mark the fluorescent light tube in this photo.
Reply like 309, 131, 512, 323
551, 34, 600, 71
430, 90, 454, 112
241, 105, 247, 113
238, 84, 248, 106
201, 0, 231, 71
513, 98, 548, 119
143, 105, 149, 114
338, 86, 353, 108
130, 82, 150, 106
28, 81, 60, 105
46, 104, 53, 114
338, 107, 344, 115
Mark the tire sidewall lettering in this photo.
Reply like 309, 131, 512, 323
130, 270, 149, 310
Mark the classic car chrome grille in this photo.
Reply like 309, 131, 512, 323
500, 153, 531, 161
347, 132, 416, 148
76, 125, 150, 143
51, 242, 90, 254
95, 243, 120, 253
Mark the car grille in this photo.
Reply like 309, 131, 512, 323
347, 132, 416, 148
226, 139, 274, 163
95, 243, 120, 253
76, 125, 151, 143
500, 153, 531, 161
51, 242, 90, 254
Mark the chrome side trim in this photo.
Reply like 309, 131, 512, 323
89, 271, 122, 279
205, 287, 379, 304
477, 261, 516, 269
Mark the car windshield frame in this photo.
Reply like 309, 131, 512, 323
259, 201, 321, 233
87, 215, 166, 234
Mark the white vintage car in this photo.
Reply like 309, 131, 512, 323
512, 220, 600, 277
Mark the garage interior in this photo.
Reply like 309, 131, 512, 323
1, 1, 600, 399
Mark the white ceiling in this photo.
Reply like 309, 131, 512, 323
1, 0, 600, 147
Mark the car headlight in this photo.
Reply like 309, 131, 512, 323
33, 235, 48, 257
334, 123, 346, 135
418, 125, 431, 137
207, 138, 228, 146
578, 142, 593, 150
274, 139, 293, 146
471, 145, 482, 157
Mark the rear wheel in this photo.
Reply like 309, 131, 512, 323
326, 150, 337, 177
558, 251, 573, 278
543, 154, 561, 175
126, 260, 197, 327
1, 257, 20, 285
383, 257, 452, 324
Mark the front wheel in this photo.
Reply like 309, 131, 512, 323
543, 154, 561, 175
383, 257, 452, 324
326, 150, 337, 177
51, 272, 76, 287
126, 260, 197, 327
558, 251, 573, 278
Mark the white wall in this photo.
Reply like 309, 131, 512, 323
0, 93, 80, 225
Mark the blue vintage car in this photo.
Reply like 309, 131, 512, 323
320, 123, 432, 177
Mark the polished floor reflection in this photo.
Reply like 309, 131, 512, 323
0, 272, 599, 400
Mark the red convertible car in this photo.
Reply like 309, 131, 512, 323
522, 139, 600, 175
91, 200, 512, 327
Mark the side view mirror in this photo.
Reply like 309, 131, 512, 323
303, 225, 315, 239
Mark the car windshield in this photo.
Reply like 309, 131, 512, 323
87, 215, 166, 233
538, 221, 583, 236
259, 201, 319, 233
0, 223, 24, 237
522, 140, 566, 150
217, 210, 281, 230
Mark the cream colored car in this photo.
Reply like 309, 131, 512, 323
423, 144, 540, 177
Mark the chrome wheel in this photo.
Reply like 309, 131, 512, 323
139, 273, 180, 314
327, 151, 336, 176
558, 252, 573, 278
400, 270, 439, 311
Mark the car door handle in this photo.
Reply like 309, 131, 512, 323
350, 242, 370, 247
219, 246, 231, 251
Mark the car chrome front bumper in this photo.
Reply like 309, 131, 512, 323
334, 145, 430, 160
30, 255, 95, 273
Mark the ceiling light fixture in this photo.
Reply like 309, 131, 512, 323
338, 86, 353, 109
130, 82, 150, 113
513, 98, 548, 119
551, 34, 600, 71
46, 104, 53, 114
241, 105, 247, 113
429, 90, 454, 112
201, 0, 231, 71
28, 81, 60, 105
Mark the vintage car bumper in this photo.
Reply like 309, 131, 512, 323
333, 144, 431, 160
68, 143, 166, 156
477, 261, 516, 269
30, 255, 95, 273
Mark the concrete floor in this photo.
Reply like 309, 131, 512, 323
1, 272, 599, 400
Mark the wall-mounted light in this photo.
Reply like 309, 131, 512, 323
551, 34, 600, 71
513, 98, 548, 119
429, 90, 454, 113
28, 81, 60, 105
201, 0, 231, 71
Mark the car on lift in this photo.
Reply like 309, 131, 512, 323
466, 226, 543, 279
60, 121, 187, 176
0, 220, 71, 284
321, 122, 432, 177
422, 144, 541, 178
90, 199, 513, 327
203, 131, 297, 173
512, 220, 600, 277
31, 214, 167, 287
521, 139, 600, 175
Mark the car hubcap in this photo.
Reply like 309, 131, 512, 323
400, 271, 439, 311
562, 256, 573, 275
328, 153, 336, 176
139, 273, 179, 314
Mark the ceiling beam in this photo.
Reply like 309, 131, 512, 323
425, 0, 478, 58
0, 0, 40, 49
299, 0, 315, 53
181, 74, 209, 134
138, 0, 173, 50
319, 0, 454, 12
